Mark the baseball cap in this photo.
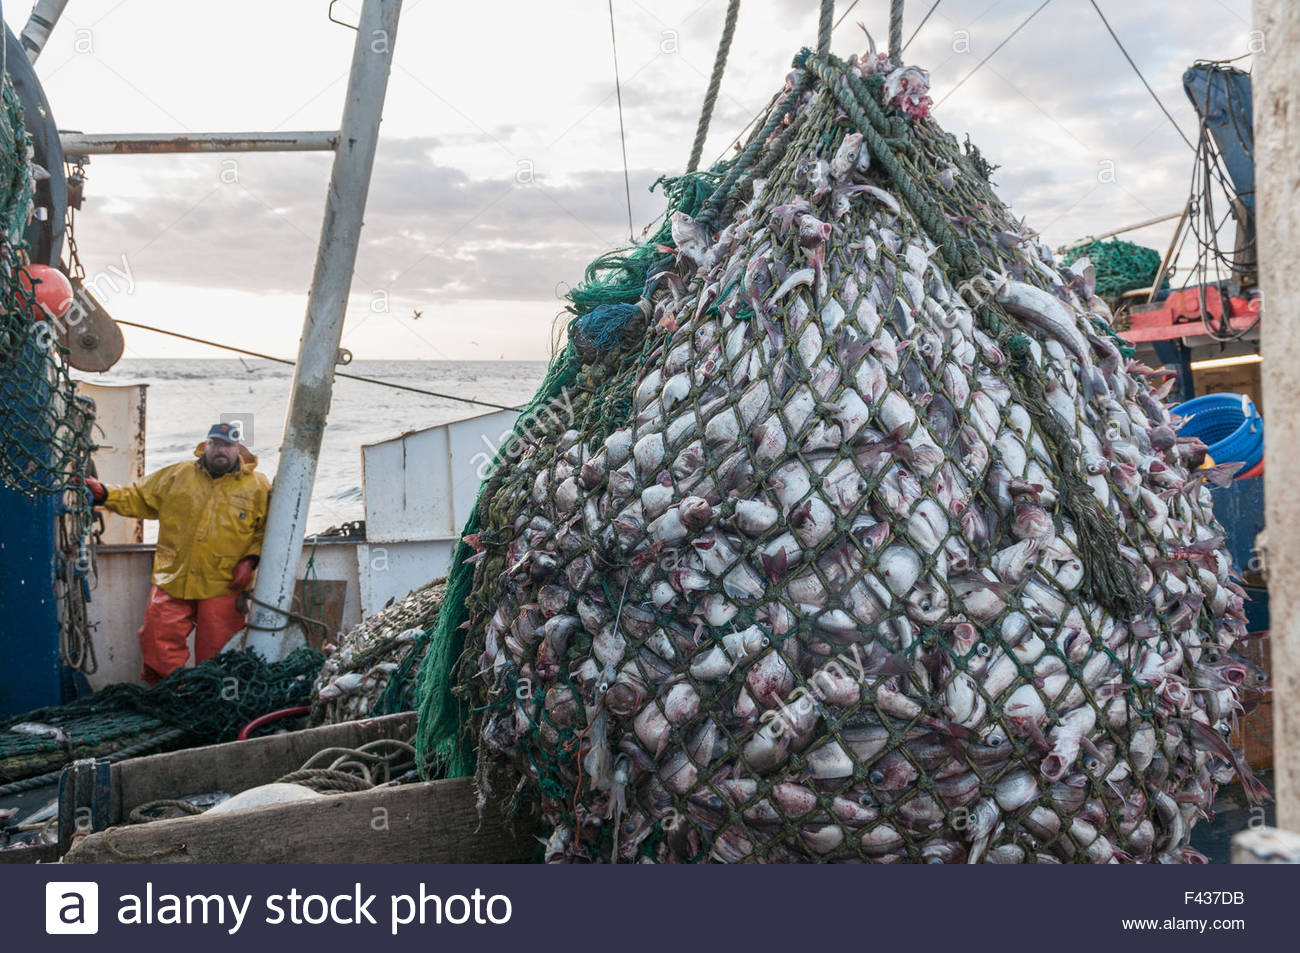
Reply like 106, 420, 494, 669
206, 422, 245, 445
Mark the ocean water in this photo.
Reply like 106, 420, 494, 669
74, 359, 549, 534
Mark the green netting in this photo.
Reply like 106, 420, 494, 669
416, 49, 1252, 864
0, 711, 167, 784
415, 167, 728, 779
0, 73, 95, 503
0, 648, 324, 783
1063, 239, 1165, 299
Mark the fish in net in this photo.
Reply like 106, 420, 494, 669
429, 44, 1258, 864
311, 578, 447, 725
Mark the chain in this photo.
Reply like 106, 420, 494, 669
63, 157, 87, 280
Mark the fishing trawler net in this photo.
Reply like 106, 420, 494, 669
414, 43, 1258, 864
311, 578, 447, 725
1, 648, 324, 785
0, 77, 94, 499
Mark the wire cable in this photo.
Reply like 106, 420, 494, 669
903, 0, 942, 52
1088, 0, 1195, 151
833, 0, 862, 32
935, 0, 1053, 107
111, 319, 524, 412
607, 0, 635, 241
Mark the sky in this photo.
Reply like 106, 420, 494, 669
3, 0, 1258, 360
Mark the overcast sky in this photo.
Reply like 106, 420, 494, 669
4, 0, 1256, 360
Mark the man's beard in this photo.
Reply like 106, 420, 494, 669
203, 455, 238, 476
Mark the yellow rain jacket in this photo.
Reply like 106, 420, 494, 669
103, 442, 271, 600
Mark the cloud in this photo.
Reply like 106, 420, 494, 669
55, 0, 1253, 357
74, 137, 674, 304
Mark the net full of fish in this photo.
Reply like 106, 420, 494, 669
448, 43, 1262, 864
312, 578, 446, 725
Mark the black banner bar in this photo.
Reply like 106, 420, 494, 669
2, 862, 1297, 950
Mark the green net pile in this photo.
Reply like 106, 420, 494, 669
414, 48, 1254, 864
0, 71, 94, 505
1062, 239, 1164, 300
0, 648, 323, 783
311, 578, 447, 725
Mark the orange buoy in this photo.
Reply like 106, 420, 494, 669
18, 264, 74, 320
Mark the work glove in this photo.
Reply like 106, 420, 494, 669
72, 475, 107, 505
229, 555, 259, 591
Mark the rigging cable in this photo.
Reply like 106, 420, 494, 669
903, 0, 942, 53
1178, 68, 1258, 343
110, 319, 524, 412
607, 0, 635, 241
934, 0, 1053, 107
1087, 0, 1195, 151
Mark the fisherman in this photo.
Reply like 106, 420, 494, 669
82, 423, 271, 684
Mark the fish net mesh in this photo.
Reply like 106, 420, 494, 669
416, 49, 1254, 864
0, 75, 95, 502
1062, 239, 1165, 300
0, 648, 323, 784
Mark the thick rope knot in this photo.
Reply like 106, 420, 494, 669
576, 302, 645, 352
800, 53, 976, 280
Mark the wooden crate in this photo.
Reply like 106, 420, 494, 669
103, 712, 419, 824
64, 777, 530, 864
54, 713, 534, 864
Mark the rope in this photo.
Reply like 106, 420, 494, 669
817, 0, 834, 55
805, 54, 978, 277
709, 0, 858, 169
242, 592, 329, 643
112, 319, 523, 413
1088, 0, 1195, 151
128, 798, 204, 824
686, 0, 741, 174
811, 47, 1137, 617
103, 829, 187, 860
935, 0, 1053, 107
281, 739, 416, 791
607, 0, 635, 241
277, 768, 373, 793
696, 77, 809, 229
889, 0, 904, 61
